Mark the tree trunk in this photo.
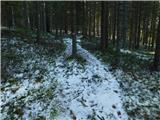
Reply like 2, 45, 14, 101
72, 2, 77, 57
45, 2, 50, 32
43, 2, 46, 32
11, 6, 15, 29
64, 8, 68, 34
152, 16, 160, 71
82, 1, 87, 37
115, 2, 123, 65
36, 2, 40, 43
129, 3, 134, 50
96, 3, 100, 37
133, 2, 138, 49
122, 2, 128, 49
88, 3, 92, 39
93, 2, 96, 37
101, 1, 108, 53
135, 2, 141, 49
143, 8, 150, 49
23, 2, 30, 29
112, 2, 117, 46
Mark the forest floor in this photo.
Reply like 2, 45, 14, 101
1, 35, 127, 120
1, 32, 160, 120
81, 37, 160, 120
55, 38, 128, 120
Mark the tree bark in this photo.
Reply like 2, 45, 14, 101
112, 2, 117, 46
115, 2, 123, 65
153, 16, 160, 71
72, 2, 77, 57
36, 2, 40, 43
135, 2, 141, 49
45, 2, 50, 32
101, 1, 108, 53
122, 2, 128, 49
11, 6, 15, 29
93, 2, 96, 37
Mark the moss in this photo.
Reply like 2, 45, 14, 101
50, 109, 58, 119
35, 75, 44, 83
66, 55, 86, 64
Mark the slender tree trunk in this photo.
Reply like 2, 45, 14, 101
115, 2, 123, 65
64, 7, 68, 34
93, 2, 96, 37
7, 5, 12, 29
72, 2, 77, 57
122, 2, 128, 49
45, 2, 50, 32
54, 6, 58, 39
150, 3, 157, 50
11, 6, 15, 29
101, 1, 108, 53
82, 1, 87, 38
143, 14, 149, 49
112, 2, 117, 46
133, 2, 138, 49
129, 3, 134, 50
40, 3, 44, 32
30, 3, 35, 30
36, 2, 40, 43
153, 16, 160, 71
43, 2, 46, 32
88, 3, 92, 39
23, 2, 30, 29
151, 28, 156, 50
96, 3, 100, 37
135, 3, 141, 49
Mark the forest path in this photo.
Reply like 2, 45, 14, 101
54, 38, 128, 120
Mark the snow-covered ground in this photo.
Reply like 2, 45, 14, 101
1, 37, 60, 120
1, 37, 128, 120
112, 69, 160, 120
55, 38, 128, 120
2, 32, 160, 120
120, 49, 153, 61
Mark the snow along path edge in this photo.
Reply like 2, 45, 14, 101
54, 38, 128, 120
